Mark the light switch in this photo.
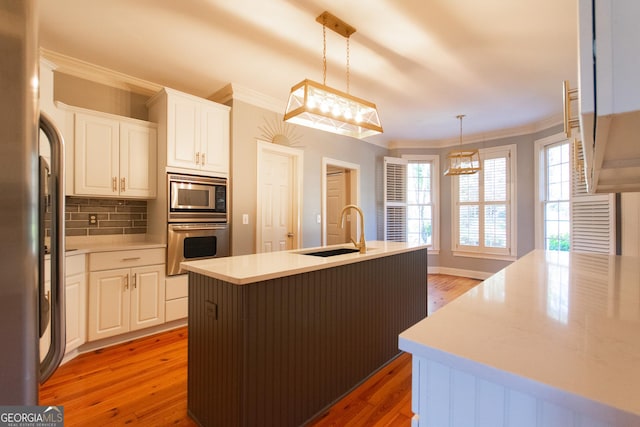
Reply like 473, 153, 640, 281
242, 214, 249, 225
316, 214, 321, 224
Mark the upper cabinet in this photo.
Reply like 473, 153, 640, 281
147, 88, 230, 177
74, 109, 157, 198
578, 0, 640, 193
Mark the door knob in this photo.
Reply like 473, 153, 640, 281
287, 232, 294, 238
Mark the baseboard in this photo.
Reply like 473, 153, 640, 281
427, 266, 492, 281
61, 318, 188, 366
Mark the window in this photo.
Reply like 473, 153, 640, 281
452, 145, 516, 260
542, 141, 571, 251
384, 155, 439, 251
407, 161, 434, 246
534, 134, 615, 254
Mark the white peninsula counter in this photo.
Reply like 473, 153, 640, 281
182, 241, 428, 427
399, 250, 640, 427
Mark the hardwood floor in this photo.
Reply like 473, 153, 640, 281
39, 274, 481, 426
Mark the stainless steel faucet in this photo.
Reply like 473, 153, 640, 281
340, 204, 366, 254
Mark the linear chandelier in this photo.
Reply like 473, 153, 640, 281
444, 115, 481, 176
284, 11, 383, 139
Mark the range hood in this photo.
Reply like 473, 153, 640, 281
578, 0, 640, 194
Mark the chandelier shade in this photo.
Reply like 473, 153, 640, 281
284, 79, 383, 139
443, 114, 481, 176
443, 149, 481, 175
283, 11, 382, 139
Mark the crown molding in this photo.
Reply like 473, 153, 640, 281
209, 83, 284, 113
388, 113, 563, 150
40, 48, 162, 96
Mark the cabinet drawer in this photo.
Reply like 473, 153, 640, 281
89, 248, 165, 272
166, 274, 188, 300
166, 297, 188, 322
66, 253, 86, 276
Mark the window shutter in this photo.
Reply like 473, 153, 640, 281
384, 157, 407, 241
571, 140, 616, 254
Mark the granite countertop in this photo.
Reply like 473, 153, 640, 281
399, 249, 640, 419
181, 240, 427, 285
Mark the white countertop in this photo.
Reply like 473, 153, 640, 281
181, 240, 427, 285
399, 249, 640, 418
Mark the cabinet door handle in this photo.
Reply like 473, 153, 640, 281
195, 152, 200, 165
124, 274, 129, 290
112, 177, 118, 192
200, 153, 205, 166
121, 257, 141, 262
132, 273, 137, 289
120, 177, 126, 192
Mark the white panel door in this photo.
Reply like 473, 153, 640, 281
260, 151, 293, 252
326, 171, 348, 245
119, 122, 157, 198
130, 265, 165, 331
88, 268, 130, 341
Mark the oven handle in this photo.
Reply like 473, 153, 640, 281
169, 223, 228, 232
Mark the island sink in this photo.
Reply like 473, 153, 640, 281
301, 247, 360, 257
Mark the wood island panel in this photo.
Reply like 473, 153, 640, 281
187, 248, 427, 426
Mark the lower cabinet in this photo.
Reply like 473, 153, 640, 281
40, 253, 87, 360
88, 248, 165, 342
65, 254, 86, 353
165, 274, 188, 322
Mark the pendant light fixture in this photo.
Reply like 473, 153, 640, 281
283, 11, 383, 139
444, 115, 481, 176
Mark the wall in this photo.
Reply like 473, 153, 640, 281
228, 100, 388, 255
54, 73, 149, 120
391, 124, 563, 276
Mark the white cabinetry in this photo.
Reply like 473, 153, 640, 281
88, 248, 165, 341
578, 0, 640, 193
147, 87, 230, 176
74, 110, 157, 198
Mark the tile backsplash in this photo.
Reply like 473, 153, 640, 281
64, 197, 147, 236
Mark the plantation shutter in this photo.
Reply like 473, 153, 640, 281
384, 157, 407, 241
570, 140, 616, 254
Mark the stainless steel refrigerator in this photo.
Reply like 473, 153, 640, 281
0, 0, 66, 404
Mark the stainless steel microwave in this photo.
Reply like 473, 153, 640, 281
167, 173, 227, 222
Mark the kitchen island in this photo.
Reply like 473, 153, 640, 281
181, 241, 428, 427
399, 250, 640, 427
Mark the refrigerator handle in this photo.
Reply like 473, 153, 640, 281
39, 112, 66, 383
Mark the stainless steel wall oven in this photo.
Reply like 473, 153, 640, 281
167, 173, 230, 276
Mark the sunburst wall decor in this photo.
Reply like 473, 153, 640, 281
259, 114, 303, 147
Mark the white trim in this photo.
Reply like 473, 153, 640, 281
321, 158, 361, 246
452, 251, 517, 262
209, 83, 284, 112
401, 154, 440, 251
389, 114, 563, 150
256, 140, 304, 252
40, 48, 162, 96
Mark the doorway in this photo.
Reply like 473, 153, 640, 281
321, 158, 360, 246
256, 141, 303, 252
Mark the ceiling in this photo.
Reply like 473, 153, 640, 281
38, 0, 578, 147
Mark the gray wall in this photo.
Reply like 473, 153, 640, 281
391, 124, 564, 275
228, 99, 388, 255
53, 69, 568, 275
